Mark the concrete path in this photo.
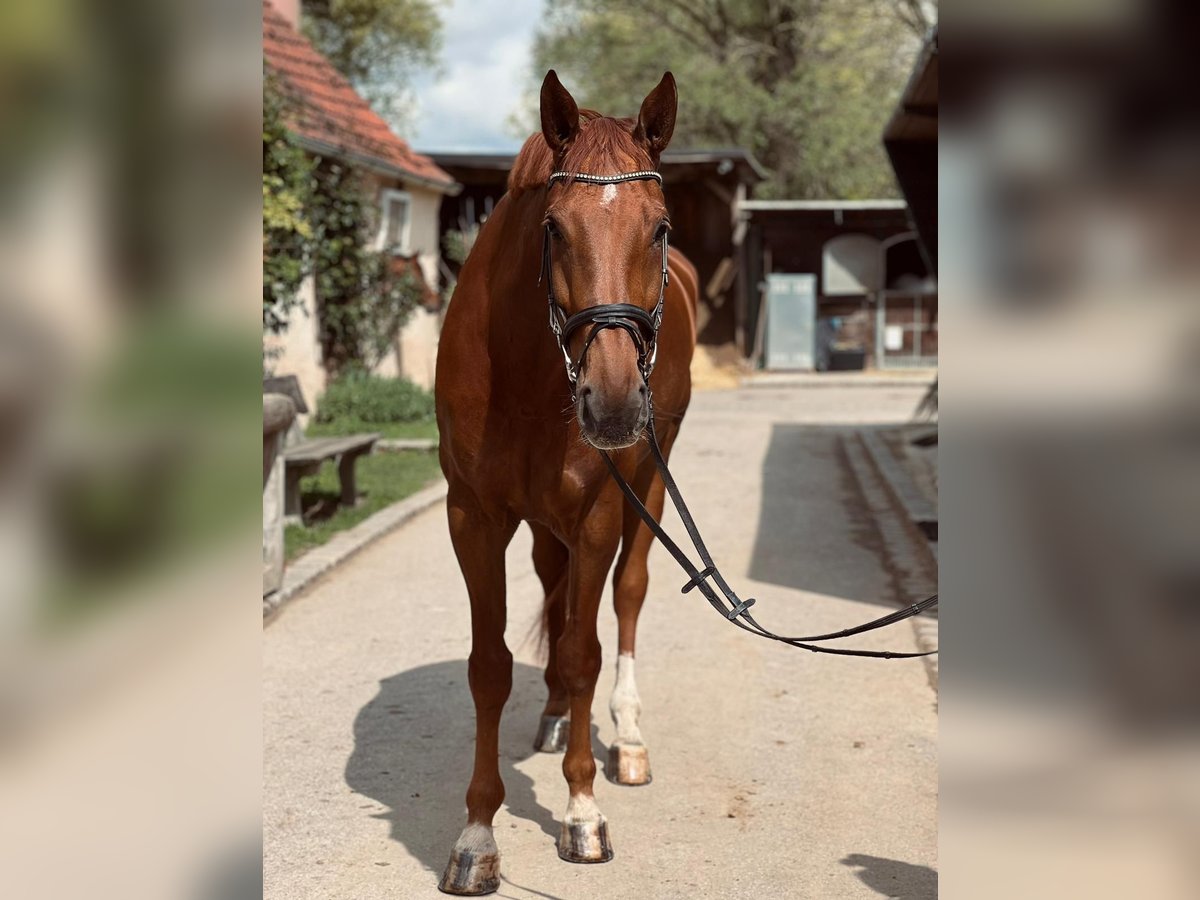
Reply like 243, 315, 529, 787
264, 384, 937, 900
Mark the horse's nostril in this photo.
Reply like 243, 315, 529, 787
579, 385, 593, 400
638, 384, 647, 397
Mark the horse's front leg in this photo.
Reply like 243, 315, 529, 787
530, 522, 570, 753
606, 490, 662, 784
556, 496, 622, 863
439, 490, 518, 896
608, 425, 676, 785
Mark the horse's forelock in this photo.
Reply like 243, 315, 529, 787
508, 113, 652, 195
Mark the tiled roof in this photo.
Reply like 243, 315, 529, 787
263, 2, 456, 191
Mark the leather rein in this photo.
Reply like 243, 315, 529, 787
540, 169, 938, 659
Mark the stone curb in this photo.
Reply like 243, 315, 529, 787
377, 438, 438, 451
859, 430, 938, 548
841, 431, 939, 689
741, 371, 936, 390
263, 479, 449, 623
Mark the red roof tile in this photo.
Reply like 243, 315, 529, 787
263, 1, 456, 190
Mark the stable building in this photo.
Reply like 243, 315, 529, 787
431, 147, 766, 350
737, 200, 935, 370
263, 0, 460, 405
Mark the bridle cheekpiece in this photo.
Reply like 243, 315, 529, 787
539, 170, 670, 395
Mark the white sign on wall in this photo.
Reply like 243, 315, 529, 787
884, 325, 904, 351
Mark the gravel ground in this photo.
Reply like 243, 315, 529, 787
264, 384, 938, 900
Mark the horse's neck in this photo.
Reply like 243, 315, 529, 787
481, 190, 564, 389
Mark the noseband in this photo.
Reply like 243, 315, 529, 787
536, 167, 939, 659
539, 170, 669, 393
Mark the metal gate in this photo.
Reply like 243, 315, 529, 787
875, 290, 938, 368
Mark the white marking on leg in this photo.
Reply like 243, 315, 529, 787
564, 792, 603, 825
609, 652, 643, 745
560, 792, 610, 860
600, 183, 618, 208
453, 822, 497, 856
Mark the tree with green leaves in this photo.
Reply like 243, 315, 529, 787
527, 0, 933, 198
303, 0, 443, 131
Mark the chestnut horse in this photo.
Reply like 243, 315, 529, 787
434, 71, 697, 893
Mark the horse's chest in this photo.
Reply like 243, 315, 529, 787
455, 424, 602, 523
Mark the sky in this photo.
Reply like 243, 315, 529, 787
408, 0, 544, 153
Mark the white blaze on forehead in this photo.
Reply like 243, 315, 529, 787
600, 183, 618, 207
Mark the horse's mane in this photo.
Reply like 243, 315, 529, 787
508, 110, 655, 195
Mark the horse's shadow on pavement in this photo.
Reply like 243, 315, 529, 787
842, 853, 938, 899
345, 660, 603, 879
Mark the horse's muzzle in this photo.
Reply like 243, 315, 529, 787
577, 383, 649, 450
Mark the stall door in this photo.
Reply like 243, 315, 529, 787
765, 273, 816, 370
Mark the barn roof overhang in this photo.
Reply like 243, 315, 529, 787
429, 146, 767, 186
298, 136, 463, 196
883, 26, 938, 271
739, 199, 907, 212
737, 199, 910, 230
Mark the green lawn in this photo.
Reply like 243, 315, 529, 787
284, 449, 444, 561
305, 418, 439, 441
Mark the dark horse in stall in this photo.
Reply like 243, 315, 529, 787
433, 70, 698, 894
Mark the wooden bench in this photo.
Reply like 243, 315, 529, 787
283, 433, 380, 519
264, 375, 381, 521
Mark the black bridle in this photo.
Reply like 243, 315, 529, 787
540, 170, 669, 394
541, 169, 938, 659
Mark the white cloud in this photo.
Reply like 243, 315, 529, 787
409, 0, 544, 151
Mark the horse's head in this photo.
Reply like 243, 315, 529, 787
539, 70, 677, 450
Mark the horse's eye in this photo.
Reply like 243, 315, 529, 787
653, 221, 670, 244
545, 218, 562, 239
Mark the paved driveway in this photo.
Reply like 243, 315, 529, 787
264, 383, 937, 899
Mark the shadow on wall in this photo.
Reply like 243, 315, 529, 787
747, 424, 895, 604
842, 854, 938, 899
345, 660, 604, 881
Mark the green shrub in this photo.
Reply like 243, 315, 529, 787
315, 371, 434, 425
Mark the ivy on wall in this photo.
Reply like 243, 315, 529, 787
262, 75, 423, 375
263, 72, 314, 336
308, 160, 424, 377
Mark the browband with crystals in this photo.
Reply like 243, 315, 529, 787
547, 170, 662, 187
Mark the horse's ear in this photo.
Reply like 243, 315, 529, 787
540, 70, 579, 158
634, 72, 677, 161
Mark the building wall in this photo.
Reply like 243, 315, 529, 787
264, 169, 449, 421
264, 274, 324, 425
407, 186, 442, 289
434, 159, 756, 349
395, 186, 444, 390
740, 207, 915, 366
368, 176, 444, 390
662, 181, 738, 345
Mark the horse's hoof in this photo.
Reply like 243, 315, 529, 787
607, 742, 652, 786
558, 818, 614, 864
533, 714, 569, 753
438, 848, 501, 895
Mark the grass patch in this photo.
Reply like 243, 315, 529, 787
306, 418, 439, 442
284, 449, 443, 561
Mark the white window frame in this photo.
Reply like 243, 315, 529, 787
377, 188, 413, 255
